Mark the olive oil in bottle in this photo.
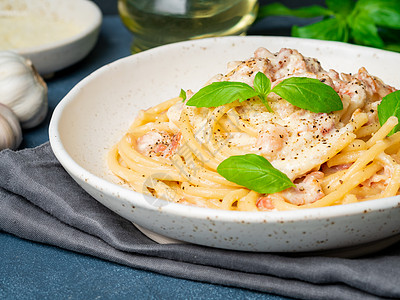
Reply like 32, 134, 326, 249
118, 0, 259, 52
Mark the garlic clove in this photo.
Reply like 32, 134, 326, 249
0, 51, 48, 129
20, 60, 48, 129
0, 103, 22, 150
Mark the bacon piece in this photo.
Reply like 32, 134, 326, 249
136, 131, 182, 158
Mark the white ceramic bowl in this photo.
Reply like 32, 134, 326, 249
0, 0, 102, 75
49, 36, 400, 253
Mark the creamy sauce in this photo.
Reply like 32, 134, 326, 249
179, 47, 395, 181
131, 47, 398, 208
0, 14, 82, 50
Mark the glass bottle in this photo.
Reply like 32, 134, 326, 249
118, 0, 259, 52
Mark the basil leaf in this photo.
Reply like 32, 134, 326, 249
326, 0, 355, 16
217, 154, 294, 194
272, 77, 343, 113
253, 72, 273, 112
292, 18, 349, 42
350, 12, 385, 48
356, 0, 400, 29
253, 72, 271, 96
179, 89, 186, 101
186, 81, 258, 108
385, 43, 400, 52
257, 3, 331, 19
378, 90, 400, 136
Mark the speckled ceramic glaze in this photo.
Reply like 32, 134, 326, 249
49, 36, 400, 252
1, 0, 102, 75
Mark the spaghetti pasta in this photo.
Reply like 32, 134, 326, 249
108, 47, 399, 211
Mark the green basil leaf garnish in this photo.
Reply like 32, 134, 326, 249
179, 89, 187, 101
253, 72, 273, 112
217, 154, 295, 194
253, 71, 271, 96
186, 71, 342, 114
186, 81, 258, 108
378, 90, 400, 136
272, 77, 343, 113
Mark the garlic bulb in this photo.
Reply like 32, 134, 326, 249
0, 103, 22, 150
0, 51, 48, 129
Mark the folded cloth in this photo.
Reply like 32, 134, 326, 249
1, 143, 399, 300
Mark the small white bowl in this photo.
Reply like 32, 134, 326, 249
49, 36, 400, 253
0, 0, 102, 75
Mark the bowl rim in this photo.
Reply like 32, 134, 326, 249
49, 35, 400, 224
7, 0, 102, 55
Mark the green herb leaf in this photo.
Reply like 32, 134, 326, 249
292, 17, 349, 42
253, 72, 273, 112
253, 72, 271, 96
326, 0, 355, 16
257, 2, 331, 20
186, 81, 258, 108
355, 0, 400, 29
385, 43, 400, 52
179, 89, 187, 101
272, 77, 343, 113
257, 0, 400, 53
350, 12, 385, 48
378, 90, 400, 136
217, 154, 294, 194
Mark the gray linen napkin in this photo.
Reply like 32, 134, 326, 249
1, 143, 399, 300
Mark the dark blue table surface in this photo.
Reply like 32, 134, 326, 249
0, 14, 304, 300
